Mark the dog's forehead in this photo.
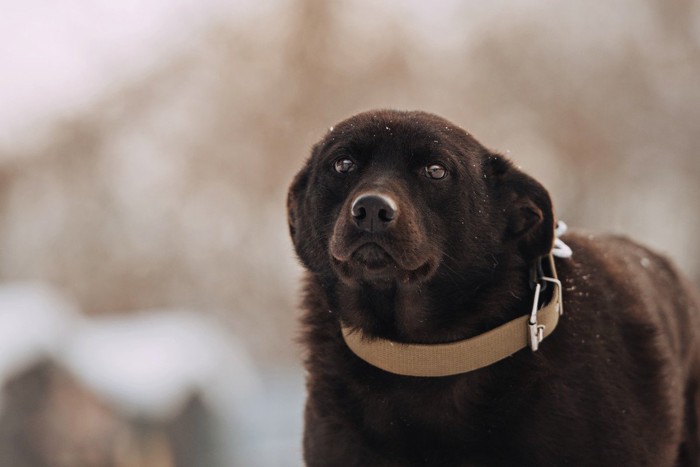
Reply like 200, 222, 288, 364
332, 110, 457, 141
320, 110, 480, 158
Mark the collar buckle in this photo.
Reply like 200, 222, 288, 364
528, 258, 563, 352
528, 283, 546, 351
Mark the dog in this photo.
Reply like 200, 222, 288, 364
287, 110, 700, 466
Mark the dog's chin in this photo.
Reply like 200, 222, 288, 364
332, 243, 435, 285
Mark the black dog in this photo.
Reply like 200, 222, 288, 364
288, 110, 700, 466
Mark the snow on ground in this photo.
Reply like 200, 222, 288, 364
0, 282, 260, 420
60, 308, 260, 420
0, 282, 80, 386
0, 283, 305, 466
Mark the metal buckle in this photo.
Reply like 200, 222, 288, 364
528, 283, 546, 351
542, 276, 563, 316
528, 275, 563, 352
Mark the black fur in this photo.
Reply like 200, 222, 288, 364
288, 110, 700, 466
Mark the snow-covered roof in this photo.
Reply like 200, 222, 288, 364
0, 282, 259, 421
61, 309, 260, 420
0, 282, 80, 383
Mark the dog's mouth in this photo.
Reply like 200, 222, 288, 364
332, 242, 435, 284
352, 243, 394, 269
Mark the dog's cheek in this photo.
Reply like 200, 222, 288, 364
301, 191, 349, 274
328, 204, 354, 260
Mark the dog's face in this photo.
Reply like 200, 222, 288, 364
289, 110, 554, 290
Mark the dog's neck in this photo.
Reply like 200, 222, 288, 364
336, 282, 427, 340
330, 259, 533, 345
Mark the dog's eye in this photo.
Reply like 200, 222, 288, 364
334, 158, 357, 174
424, 164, 448, 180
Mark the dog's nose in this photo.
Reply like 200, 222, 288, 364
351, 193, 397, 233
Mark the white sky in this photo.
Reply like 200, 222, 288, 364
0, 0, 270, 146
2, 0, 691, 148
0, 0, 495, 148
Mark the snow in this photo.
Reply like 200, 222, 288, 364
61, 309, 260, 420
0, 283, 259, 422
0, 283, 80, 385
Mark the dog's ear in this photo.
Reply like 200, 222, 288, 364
485, 154, 555, 262
287, 164, 310, 244
289, 141, 327, 245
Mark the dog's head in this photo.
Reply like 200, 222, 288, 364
288, 110, 554, 289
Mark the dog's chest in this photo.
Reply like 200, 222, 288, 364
357, 376, 497, 447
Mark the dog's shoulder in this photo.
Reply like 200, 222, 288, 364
560, 230, 693, 303
556, 231, 699, 367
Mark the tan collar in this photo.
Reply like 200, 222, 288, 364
341, 255, 563, 377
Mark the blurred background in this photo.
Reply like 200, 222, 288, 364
0, 0, 698, 465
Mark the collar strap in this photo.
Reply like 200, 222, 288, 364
341, 255, 563, 377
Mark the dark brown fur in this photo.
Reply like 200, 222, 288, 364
288, 110, 700, 466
